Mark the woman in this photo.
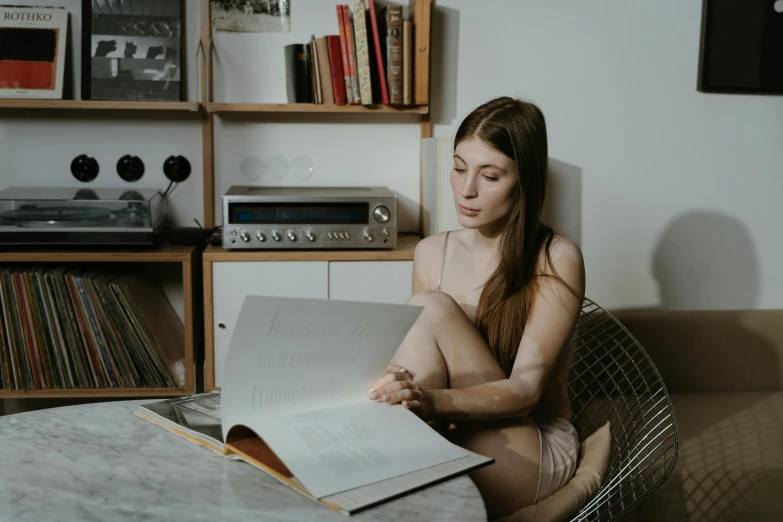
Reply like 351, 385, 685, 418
369, 96, 585, 519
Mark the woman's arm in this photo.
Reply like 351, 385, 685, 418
429, 239, 585, 421
376, 239, 585, 421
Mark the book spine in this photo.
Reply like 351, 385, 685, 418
387, 5, 404, 104
341, 5, 361, 104
350, 1, 372, 105
284, 43, 313, 103
326, 35, 347, 105
315, 37, 334, 104
366, 0, 389, 104
336, 5, 354, 104
403, 20, 412, 105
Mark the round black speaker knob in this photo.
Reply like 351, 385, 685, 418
117, 155, 145, 182
70, 155, 99, 182
163, 155, 191, 183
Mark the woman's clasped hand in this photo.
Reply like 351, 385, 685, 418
369, 364, 434, 419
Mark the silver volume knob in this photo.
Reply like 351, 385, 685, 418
240, 231, 250, 242
256, 231, 266, 242
271, 231, 281, 242
287, 230, 297, 241
373, 205, 390, 223
363, 228, 373, 242
306, 231, 316, 242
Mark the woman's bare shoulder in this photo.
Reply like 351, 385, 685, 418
545, 234, 584, 268
414, 231, 451, 265
538, 234, 585, 292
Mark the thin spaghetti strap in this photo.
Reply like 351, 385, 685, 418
436, 231, 450, 291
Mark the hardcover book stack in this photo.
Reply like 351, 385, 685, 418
0, 266, 183, 391
285, 0, 428, 106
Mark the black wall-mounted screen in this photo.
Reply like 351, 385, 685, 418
698, 0, 783, 94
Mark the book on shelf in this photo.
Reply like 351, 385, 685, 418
283, 0, 431, 107
134, 295, 493, 515
0, 5, 69, 100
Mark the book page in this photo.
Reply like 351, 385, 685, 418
245, 400, 472, 499
220, 296, 422, 441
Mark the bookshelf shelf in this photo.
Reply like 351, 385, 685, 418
0, 387, 192, 399
203, 234, 420, 262
208, 103, 428, 114
0, 243, 196, 263
0, 99, 201, 112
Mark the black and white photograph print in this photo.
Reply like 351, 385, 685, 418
83, 0, 183, 101
211, 0, 291, 33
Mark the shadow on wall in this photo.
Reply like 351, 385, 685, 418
652, 210, 759, 310
429, 4, 460, 127
543, 158, 582, 246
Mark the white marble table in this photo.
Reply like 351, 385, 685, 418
0, 399, 488, 522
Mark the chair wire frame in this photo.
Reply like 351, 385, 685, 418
567, 298, 679, 522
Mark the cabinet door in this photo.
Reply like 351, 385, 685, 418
328, 261, 413, 304
212, 261, 328, 387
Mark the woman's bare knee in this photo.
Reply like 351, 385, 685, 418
407, 290, 462, 318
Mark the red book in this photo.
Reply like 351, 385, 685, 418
335, 5, 353, 103
326, 35, 347, 105
365, 0, 389, 104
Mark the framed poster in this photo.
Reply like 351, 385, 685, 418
698, 0, 783, 94
81, 0, 184, 101
0, 6, 68, 99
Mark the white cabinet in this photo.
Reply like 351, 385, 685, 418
211, 261, 328, 387
329, 261, 413, 304
209, 258, 413, 388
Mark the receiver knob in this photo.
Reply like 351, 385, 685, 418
373, 205, 390, 223
363, 228, 373, 242
240, 231, 250, 242
256, 231, 266, 242
306, 231, 316, 242
271, 231, 281, 242
287, 230, 297, 241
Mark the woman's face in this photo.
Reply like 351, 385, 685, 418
451, 136, 518, 231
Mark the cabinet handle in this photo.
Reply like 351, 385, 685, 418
218, 322, 226, 329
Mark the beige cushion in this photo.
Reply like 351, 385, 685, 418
497, 422, 612, 522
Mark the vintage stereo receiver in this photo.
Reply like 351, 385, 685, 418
221, 186, 397, 250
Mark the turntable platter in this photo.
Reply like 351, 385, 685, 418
0, 206, 114, 227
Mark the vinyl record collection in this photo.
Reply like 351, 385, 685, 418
0, 266, 182, 391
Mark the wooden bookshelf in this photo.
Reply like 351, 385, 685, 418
0, 243, 199, 398
0, 99, 201, 112
208, 103, 428, 114
202, 234, 420, 262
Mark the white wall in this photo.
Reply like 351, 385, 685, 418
429, 0, 783, 311
2, 0, 781, 312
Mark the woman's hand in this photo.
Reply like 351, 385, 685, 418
369, 364, 433, 420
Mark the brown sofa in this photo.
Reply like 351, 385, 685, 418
612, 308, 783, 522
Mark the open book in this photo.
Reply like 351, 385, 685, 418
135, 296, 494, 515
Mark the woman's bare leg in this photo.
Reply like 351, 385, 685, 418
390, 291, 542, 519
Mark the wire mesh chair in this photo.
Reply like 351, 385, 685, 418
567, 298, 679, 521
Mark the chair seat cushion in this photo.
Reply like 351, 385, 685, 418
499, 422, 612, 522
633, 391, 783, 522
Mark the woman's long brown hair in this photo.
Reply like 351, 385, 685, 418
456, 96, 574, 376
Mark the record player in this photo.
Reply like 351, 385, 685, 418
0, 186, 166, 246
